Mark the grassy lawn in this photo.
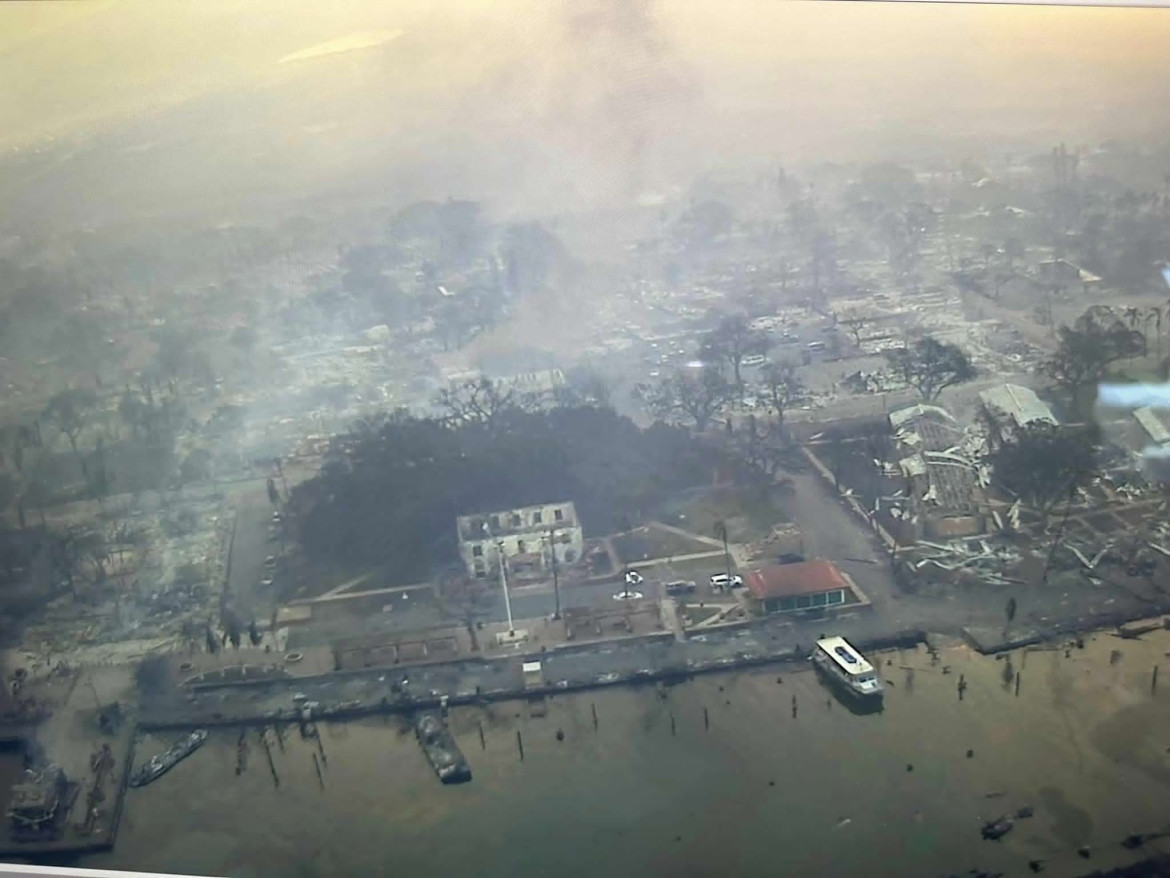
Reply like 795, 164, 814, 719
680, 604, 723, 626
611, 524, 717, 563
655, 557, 734, 581
668, 487, 790, 543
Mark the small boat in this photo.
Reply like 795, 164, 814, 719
811, 636, 884, 704
415, 714, 471, 784
130, 730, 208, 788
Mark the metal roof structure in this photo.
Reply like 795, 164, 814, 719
815, 636, 874, 676
889, 403, 955, 431
979, 383, 1058, 428
1134, 406, 1170, 446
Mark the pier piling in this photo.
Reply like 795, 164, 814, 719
516, 730, 525, 761
312, 753, 325, 789
258, 729, 279, 789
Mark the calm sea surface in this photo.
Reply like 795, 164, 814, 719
86, 633, 1170, 878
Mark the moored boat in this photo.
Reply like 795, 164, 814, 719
811, 636, 884, 704
130, 730, 208, 788
415, 713, 471, 784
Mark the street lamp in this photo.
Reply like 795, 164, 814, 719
496, 540, 515, 635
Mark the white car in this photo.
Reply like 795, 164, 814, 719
741, 353, 767, 367
624, 570, 644, 585
709, 573, 743, 590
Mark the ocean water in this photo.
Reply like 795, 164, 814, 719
89, 633, 1170, 878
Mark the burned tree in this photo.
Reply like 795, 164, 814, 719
43, 388, 98, 454
700, 315, 768, 389
885, 336, 975, 402
730, 414, 791, 482
437, 571, 492, 652
646, 367, 733, 433
989, 422, 1099, 519
1042, 310, 1146, 408
836, 309, 869, 349
758, 362, 804, 425
434, 377, 523, 432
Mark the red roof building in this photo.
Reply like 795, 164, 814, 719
743, 560, 854, 615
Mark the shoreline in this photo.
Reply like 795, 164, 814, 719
139, 595, 1170, 731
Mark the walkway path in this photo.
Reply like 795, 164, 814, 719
650, 522, 725, 550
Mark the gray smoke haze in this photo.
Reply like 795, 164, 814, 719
3, 0, 1170, 231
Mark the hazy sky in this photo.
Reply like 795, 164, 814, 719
3, 0, 1170, 221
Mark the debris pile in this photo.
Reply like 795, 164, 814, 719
909, 538, 1024, 586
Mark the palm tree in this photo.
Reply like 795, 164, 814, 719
1147, 307, 1164, 361
1123, 306, 1147, 357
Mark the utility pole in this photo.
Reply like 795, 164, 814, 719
497, 540, 514, 634
547, 529, 561, 620
716, 521, 731, 592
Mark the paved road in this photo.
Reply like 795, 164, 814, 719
224, 484, 277, 625
776, 465, 899, 616
501, 578, 663, 621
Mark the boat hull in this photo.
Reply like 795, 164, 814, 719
415, 714, 472, 785
129, 730, 208, 788
812, 655, 884, 706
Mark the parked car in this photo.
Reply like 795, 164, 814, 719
776, 553, 805, 565
624, 569, 644, 586
741, 353, 767, 367
709, 573, 743, 590
664, 580, 696, 596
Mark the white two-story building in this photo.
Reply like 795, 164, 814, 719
456, 501, 585, 580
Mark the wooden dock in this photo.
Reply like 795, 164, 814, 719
0, 724, 135, 860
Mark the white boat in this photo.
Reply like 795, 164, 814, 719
129, 729, 208, 788
811, 637, 883, 703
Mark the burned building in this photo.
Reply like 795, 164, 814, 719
7, 765, 75, 840
889, 404, 987, 541
457, 502, 584, 580
979, 383, 1058, 444
1037, 258, 1102, 294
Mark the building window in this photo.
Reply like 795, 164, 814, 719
826, 590, 844, 605
511, 514, 522, 527
564, 550, 576, 563
812, 592, 827, 607
533, 511, 542, 525
517, 540, 526, 554
490, 515, 499, 530
472, 545, 483, 558
474, 564, 485, 579
796, 595, 812, 609
560, 532, 571, 543
554, 508, 564, 522
778, 597, 796, 612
